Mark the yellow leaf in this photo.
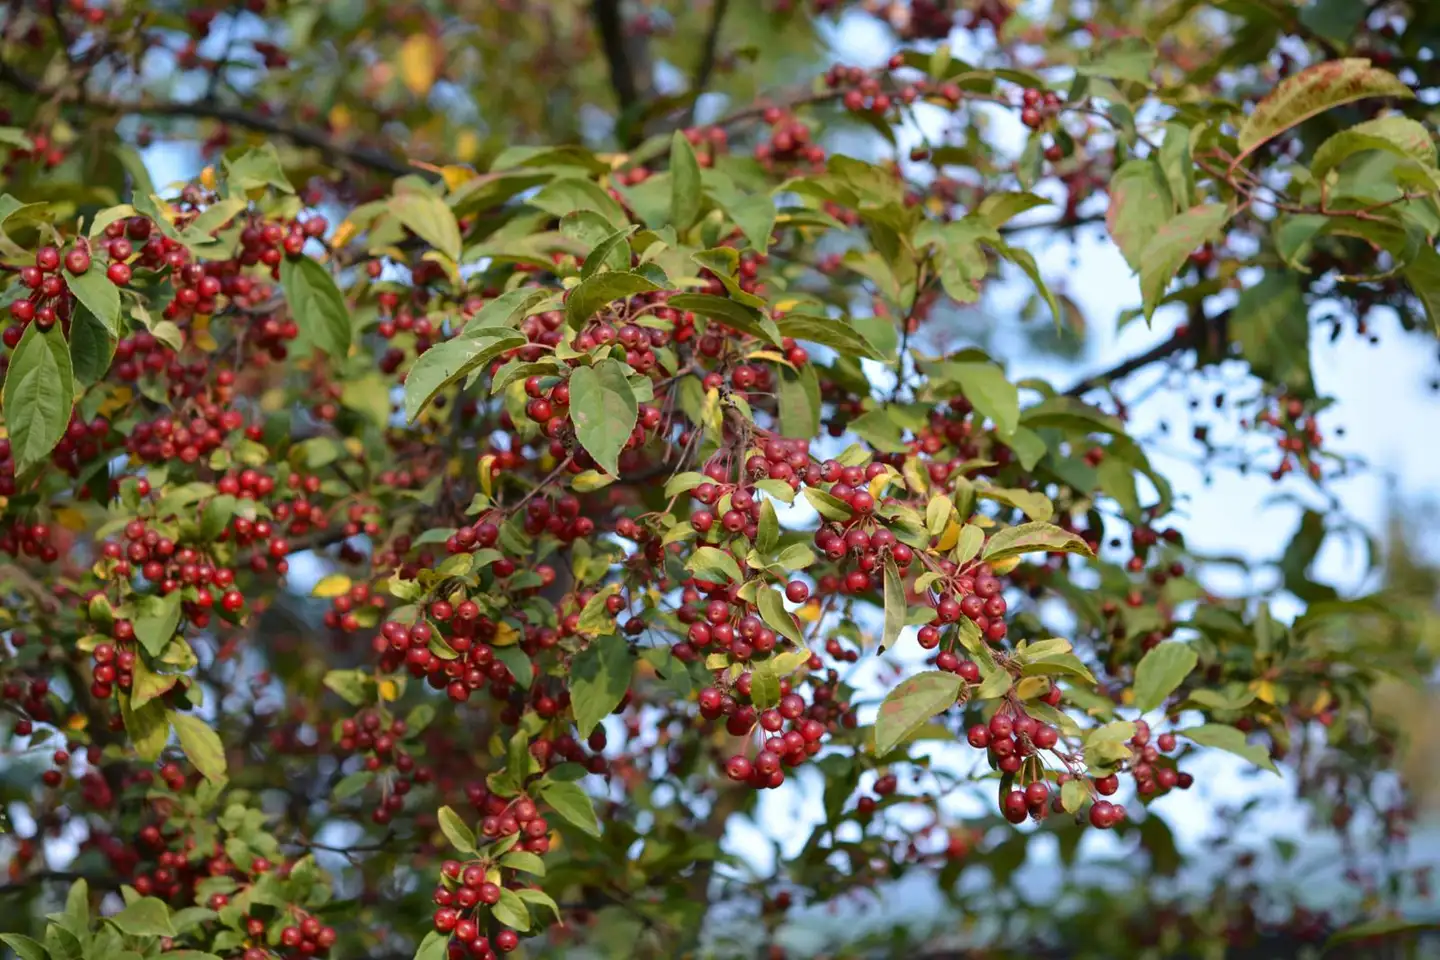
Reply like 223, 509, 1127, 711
447, 456, 462, 479
1250, 679, 1277, 705
455, 130, 481, 163
93, 560, 110, 581
478, 454, 497, 497
97, 385, 133, 419
312, 574, 353, 598
53, 506, 88, 532
398, 34, 439, 97
67, 714, 88, 732
378, 679, 399, 702
260, 388, 287, 413
989, 555, 1021, 576
971, 514, 996, 528
936, 519, 960, 552
1015, 677, 1050, 700
199, 166, 217, 191
797, 600, 823, 623
868, 472, 891, 500
329, 104, 352, 133
1312, 689, 1332, 714
330, 219, 357, 250
439, 165, 478, 191
493, 622, 519, 647
1121, 687, 1135, 706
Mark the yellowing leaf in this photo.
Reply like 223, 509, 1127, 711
936, 519, 961, 551
378, 679, 399, 701
199, 166, 217, 190
398, 34, 440, 97
493, 622, 519, 647
1250, 679, 1277, 704
312, 574, 353, 598
478, 454, 497, 497
988, 555, 1021, 575
67, 713, 88, 731
455, 130, 480, 162
329, 104, 352, 133
54, 506, 88, 531
797, 600, 823, 623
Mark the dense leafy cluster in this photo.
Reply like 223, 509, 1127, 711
1, 1, 1439, 959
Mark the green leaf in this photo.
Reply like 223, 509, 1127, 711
669, 292, 782, 346
777, 363, 821, 439
224, 143, 294, 193
120, 690, 168, 762
565, 271, 661, 329
2, 322, 74, 472
66, 267, 122, 336
749, 660, 781, 709
466, 286, 556, 331
70, 306, 116, 387
773, 312, 882, 359
570, 634, 633, 737
403, 327, 527, 421
982, 522, 1095, 564
757, 586, 803, 644
880, 557, 906, 651
279, 256, 351, 359
953, 524, 984, 566
687, 545, 743, 583
576, 583, 621, 636
802, 487, 852, 521
1, 934, 47, 960
935, 361, 1018, 437
1157, 123, 1195, 210
391, 191, 462, 262
437, 805, 477, 853
109, 897, 176, 937
1310, 116, 1438, 184
1138, 204, 1230, 320
332, 770, 375, 800
1060, 779, 1087, 814
874, 671, 962, 755
133, 592, 182, 658
1236, 58, 1415, 161
500, 851, 546, 876
1076, 38, 1155, 84
1131, 643, 1198, 713
493, 645, 534, 689
1233, 272, 1311, 394
669, 132, 703, 230
1325, 918, 1436, 950
1179, 723, 1279, 773
170, 712, 227, 783
413, 930, 448, 960
1106, 160, 1174, 272
513, 887, 561, 923
535, 778, 602, 837
1403, 243, 1440, 335
756, 499, 779, 554
529, 177, 628, 230
579, 225, 638, 280
569, 359, 639, 476
322, 669, 373, 706
492, 888, 531, 932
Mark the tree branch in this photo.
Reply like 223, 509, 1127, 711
1063, 307, 1231, 397
0, 60, 416, 179
681, 0, 731, 127
591, 0, 642, 114
1063, 335, 1190, 397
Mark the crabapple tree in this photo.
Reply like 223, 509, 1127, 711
0, 1, 1439, 959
